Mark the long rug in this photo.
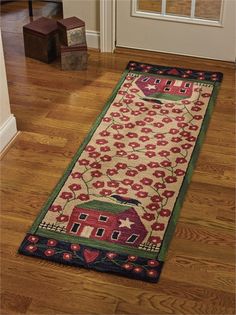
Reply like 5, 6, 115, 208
19, 61, 222, 282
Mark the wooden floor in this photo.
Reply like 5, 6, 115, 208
0, 1, 235, 314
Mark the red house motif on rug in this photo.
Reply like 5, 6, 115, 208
135, 75, 194, 100
66, 200, 147, 247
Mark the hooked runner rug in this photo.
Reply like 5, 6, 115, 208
18, 61, 222, 282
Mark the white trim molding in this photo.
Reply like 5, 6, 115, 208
100, 0, 116, 52
0, 114, 17, 152
86, 30, 100, 50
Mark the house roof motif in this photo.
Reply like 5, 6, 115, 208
76, 200, 131, 214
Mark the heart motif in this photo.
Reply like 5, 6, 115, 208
83, 249, 100, 263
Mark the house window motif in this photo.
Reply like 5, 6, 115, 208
79, 213, 88, 220
142, 77, 149, 82
180, 88, 186, 93
155, 79, 161, 84
96, 228, 105, 237
166, 80, 172, 85
126, 234, 139, 244
71, 223, 80, 233
99, 215, 108, 222
111, 231, 120, 240
185, 82, 191, 88
164, 87, 171, 92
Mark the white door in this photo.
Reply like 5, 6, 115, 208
116, 0, 236, 61
80, 226, 94, 238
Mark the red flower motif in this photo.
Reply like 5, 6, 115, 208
151, 195, 163, 202
130, 88, 139, 93
56, 214, 69, 222
142, 213, 155, 221
165, 103, 175, 108
121, 179, 133, 186
120, 115, 130, 121
116, 187, 128, 195
106, 252, 117, 259
123, 83, 132, 88
120, 108, 129, 113
113, 102, 122, 107
177, 122, 188, 128
115, 162, 127, 170
139, 107, 148, 112
128, 142, 140, 148
107, 168, 118, 176
139, 136, 150, 142
148, 162, 159, 168
100, 189, 112, 196
147, 110, 157, 116
126, 94, 135, 99
181, 143, 192, 149
96, 139, 108, 145
28, 235, 39, 243
63, 253, 72, 260
131, 183, 143, 190
107, 180, 119, 188
162, 117, 172, 123
112, 124, 124, 130
26, 245, 37, 252
145, 151, 156, 158
148, 259, 160, 267
77, 194, 90, 201
155, 134, 165, 139
154, 182, 166, 189
131, 110, 141, 116
175, 116, 185, 122
110, 112, 121, 117
153, 170, 165, 178
100, 155, 112, 162
156, 140, 168, 146
159, 209, 171, 217
116, 150, 127, 156
127, 153, 139, 160
47, 239, 57, 246
125, 123, 136, 130
160, 160, 171, 168
165, 176, 177, 183
144, 117, 154, 123
153, 122, 164, 128
91, 170, 102, 177
148, 236, 161, 244
122, 263, 133, 270
147, 203, 160, 211
171, 137, 182, 143
136, 120, 146, 126
191, 106, 201, 112
44, 249, 55, 256
159, 150, 170, 157
113, 134, 124, 140
189, 125, 198, 131
133, 267, 143, 273
60, 192, 73, 200
71, 172, 82, 179
140, 177, 153, 185
118, 90, 127, 95
194, 100, 204, 106
202, 93, 211, 98
193, 115, 202, 120
126, 170, 138, 177
71, 244, 80, 251
175, 169, 185, 176
136, 164, 147, 171
136, 191, 148, 198
100, 146, 111, 152
172, 108, 183, 114
186, 136, 196, 142
99, 130, 111, 137
162, 190, 174, 198
141, 127, 152, 133
79, 159, 89, 166
135, 101, 144, 107
89, 151, 101, 158
151, 222, 165, 231
169, 128, 179, 135
160, 109, 169, 115
114, 142, 125, 149
69, 183, 81, 191
126, 132, 138, 138
93, 181, 105, 188
170, 147, 181, 153
85, 145, 96, 152
181, 100, 191, 105
128, 255, 137, 261
90, 162, 101, 169
147, 269, 158, 278
176, 157, 187, 164
145, 144, 156, 150
49, 205, 62, 212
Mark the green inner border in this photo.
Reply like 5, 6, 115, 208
27, 67, 221, 262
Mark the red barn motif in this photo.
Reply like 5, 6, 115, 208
66, 200, 147, 247
136, 75, 194, 101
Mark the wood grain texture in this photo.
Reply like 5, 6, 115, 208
0, 1, 235, 314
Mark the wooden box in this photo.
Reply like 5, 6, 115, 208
57, 16, 86, 47
23, 17, 59, 63
61, 44, 88, 71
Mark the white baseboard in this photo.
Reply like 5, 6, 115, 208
86, 30, 100, 50
0, 114, 17, 152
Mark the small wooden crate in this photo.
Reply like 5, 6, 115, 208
57, 16, 86, 47
23, 17, 59, 63
61, 44, 88, 71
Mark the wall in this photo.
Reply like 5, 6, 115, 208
0, 30, 17, 152
62, 0, 100, 49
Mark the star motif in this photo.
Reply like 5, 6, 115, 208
146, 84, 156, 90
119, 218, 135, 229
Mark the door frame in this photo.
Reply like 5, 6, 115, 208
100, 0, 116, 52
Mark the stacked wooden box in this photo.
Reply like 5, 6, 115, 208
57, 16, 88, 70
